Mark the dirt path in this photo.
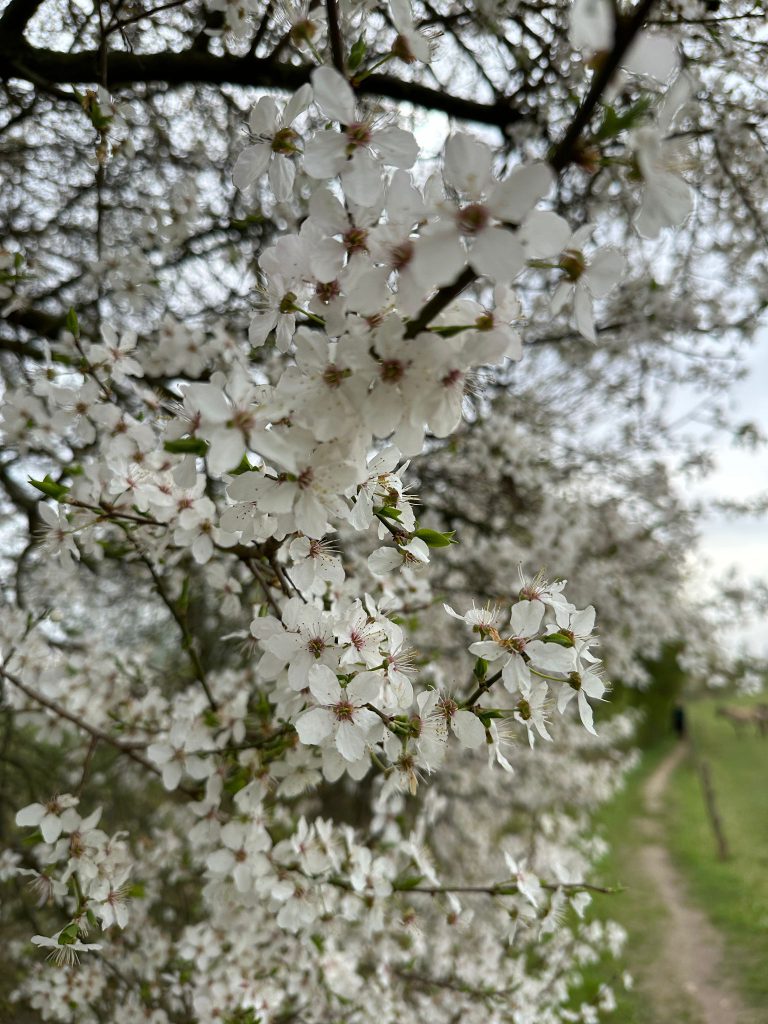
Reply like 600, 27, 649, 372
636, 743, 753, 1024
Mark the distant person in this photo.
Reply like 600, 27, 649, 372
672, 704, 686, 739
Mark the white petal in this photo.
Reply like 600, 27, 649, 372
509, 599, 545, 638
569, 0, 613, 51
502, 654, 531, 694
284, 82, 313, 124
587, 248, 625, 297
573, 286, 596, 342
232, 144, 272, 191
453, 710, 486, 749
527, 640, 577, 674
489, 163, 554, 223
207, 429, 245, 477
15, 803, 45, 828
304, 131, 346, 179
269, 155, 296, 202
410, 227, 465, 289
296, 707, 334, 745
578, 690, 597, 735
310, 238, 346, 283
342, 150, 384, 206
368, 547, 403, 575
40, 813, 64, 844
311, 66, 357, 124
469, 226, 525, 281
373, 126, 418, 169
207, 848, 234, 874
551, 280, 573, 316
248, 96, 278, 134
443, 134, 493, 196
623, 33, 678, 83
520, 211, 571, 258
335, 721, 367, 762
468, 640, 505, 661
248, 310, 278, 347
347, 671, 381, 705
309, 664, 341, 705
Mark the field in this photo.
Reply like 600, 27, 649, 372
666, 696, 768, 1011
570, 693, 768, 1022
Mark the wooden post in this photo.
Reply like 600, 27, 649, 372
694, 754, 731, 862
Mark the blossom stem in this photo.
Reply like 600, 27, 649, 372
461, 669, 503, 709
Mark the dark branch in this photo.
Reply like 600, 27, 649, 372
0, 42, 523, 130
0, 0, 46, 35
549, 0, 659, 171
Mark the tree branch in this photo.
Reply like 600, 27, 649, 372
0, 42, 524, 130
549, 0, 659, 171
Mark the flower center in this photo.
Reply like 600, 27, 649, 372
315, 279, 340, 303
307, 635, 326, 657
380, 359, 406, 383
322, 363, 348, 389
390, 239, 414, 270
457, 203, 490, 236
344, 227, 369, 255
559, 249, 586, 281
346, 121, 372, 148
440, 368, 463, 389
271, 127, 299, 155
333, 699, 355, 721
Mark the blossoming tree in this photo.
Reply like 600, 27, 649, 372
1, 0, 766, 1020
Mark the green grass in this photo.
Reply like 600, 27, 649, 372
567, 738, 698, 1023
664, 695, 768, 1013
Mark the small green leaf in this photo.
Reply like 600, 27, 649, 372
348, 36, 367, 72
229, 453, 253, 476
65, 308, 80, 337
58, 921, 80, 945
473, 657, 488, 680
595, 96, 652, 141
164, 437, 209, 456
414, 528, 456, 548
177, 578, 190, 616
477, 709, 504, 722
395, 874, 425, 891
375, 505, 402, 521
542, 632, 574, 648
29, 475, 70, 500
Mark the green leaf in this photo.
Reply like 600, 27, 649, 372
395, 874, 425, 891
164, 437, 208, 456
375, 505, 402, 521
58, 921, 80, 945
477, 709, 504, 722
229, 453, 253, 476
595, 96, 652, 141
473, 657, 488, 680
65, 308, 79, 337
177, 577, 190, 616
348, 36, 367, 72
29, 475, 70, 500
542, 632, 574, 648
414, 528, 457, 548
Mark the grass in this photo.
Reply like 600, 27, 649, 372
566, 738, 698, 1023
664, 695, 768, 1013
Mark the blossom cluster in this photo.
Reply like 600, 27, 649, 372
0, 0, 723, 1020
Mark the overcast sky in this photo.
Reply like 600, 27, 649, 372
690, 331, 768, 655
